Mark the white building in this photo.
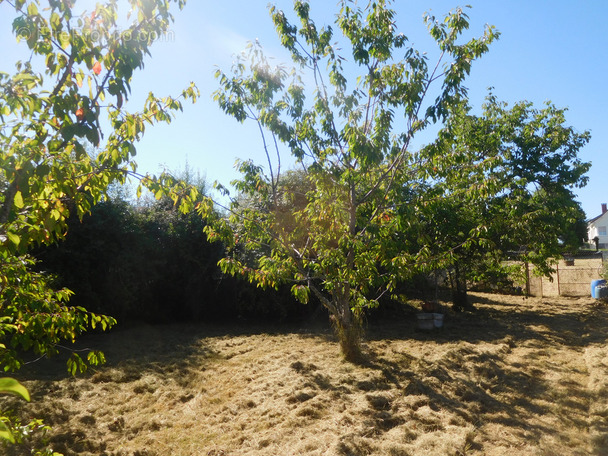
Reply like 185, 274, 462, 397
588, 203, 608, 249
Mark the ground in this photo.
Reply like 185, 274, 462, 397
3, 292, 608, 455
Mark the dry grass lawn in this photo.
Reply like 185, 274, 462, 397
3, 292, 608, 455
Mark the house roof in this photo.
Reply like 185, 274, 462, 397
588, 211, 608, 224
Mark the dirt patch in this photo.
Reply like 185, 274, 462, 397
3, 293, 608, 455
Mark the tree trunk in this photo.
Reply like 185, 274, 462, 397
307, 284, 363, 362
332, 296, 363, 363
329, 180, 364, 363
451, 261, 471, 312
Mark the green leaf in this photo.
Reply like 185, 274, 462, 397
0, 377, 30, 401
13, 191, 24, 209
50, 12, 61, 29
291, 284, 309, 304
27, 3, 38, 16
0, 420, 15, 444
6, 232, 20, 248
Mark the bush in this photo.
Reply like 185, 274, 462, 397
36, 196, 318, 325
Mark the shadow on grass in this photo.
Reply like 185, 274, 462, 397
366, 292, 608, 348
5, 293, 607, 455
360, 345, 559, 442
15, 319, 334, 383
358, 293, 607, 451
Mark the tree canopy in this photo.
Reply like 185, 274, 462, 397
209, 0, 499, 360
422, 96, 590, 301
0, 0, 200, 371
209, 0, 590, 359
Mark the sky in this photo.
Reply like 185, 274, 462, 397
1, 1, 606, 218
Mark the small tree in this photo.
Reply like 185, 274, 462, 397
209, 0, 498, 361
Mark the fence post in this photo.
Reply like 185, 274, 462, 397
555, 260, 562, 296
524, 261, 531, 296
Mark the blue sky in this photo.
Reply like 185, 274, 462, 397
1, 1, 606, 218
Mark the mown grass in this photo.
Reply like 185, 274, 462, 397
3, 292, 608, 456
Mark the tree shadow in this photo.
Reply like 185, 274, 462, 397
359, 293, 605, 451
4, 294, 605, 455
366, 293, 608, 348
14, 319, 336, 382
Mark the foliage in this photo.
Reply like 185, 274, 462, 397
37, 188, 220, 322
0, 377, 29, 443
0, 377, 61, 455
37, 188, 316, 324
0, 0, 199, 255
209, 0, 498, 360
423, 96, 590, 301
0, 254, 112, 373
0, 0, 198, 449
474, 97, 590, 267
0, 0, 199, 367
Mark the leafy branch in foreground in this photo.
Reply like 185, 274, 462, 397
1, 0, 197, 451
0, 0, 199, 372
0, 377, 30, 443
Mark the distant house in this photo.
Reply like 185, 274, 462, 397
588, 203, 608, 249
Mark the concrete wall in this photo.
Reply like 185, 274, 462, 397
525, 258, 604, 297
